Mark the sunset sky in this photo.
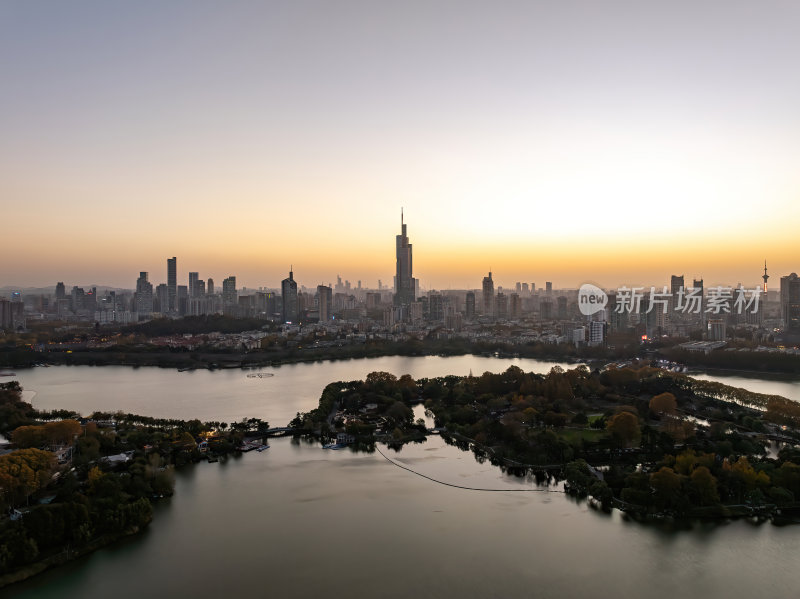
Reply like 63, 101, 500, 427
2, 1, 799, 291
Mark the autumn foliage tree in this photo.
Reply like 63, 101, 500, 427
606, 411, 641, 447
649, 392, 677, 416
11, 419, 82, 448
0, 448, 55, 509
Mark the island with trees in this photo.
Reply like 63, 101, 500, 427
292, 364, 800, 521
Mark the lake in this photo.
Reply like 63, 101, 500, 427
6, 356, 800, 599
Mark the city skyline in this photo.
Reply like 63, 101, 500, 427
3, 2, 800, 289
1, 237, 788, 295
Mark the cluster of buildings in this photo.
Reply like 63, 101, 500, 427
3, 215, 800, 348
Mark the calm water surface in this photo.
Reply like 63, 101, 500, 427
5, 357, 800, 599
14, 356, 580, 426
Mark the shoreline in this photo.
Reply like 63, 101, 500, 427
0, 522, 150, 590
5, 347, 800, 381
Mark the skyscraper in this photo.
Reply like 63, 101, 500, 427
156, 284, 169, 313
317, 284, 332, 322
510, 293, 522, 319
669, 275, 685, 329
428, 293, 444, 321
781, 273, 800, 332
496, 292, 508, 319
222, 276, 237, 308
167, 257, 177, 313
465, 291, 476, 320
282, 268, 299, 323
134, 272, 154, 315
189, 272, 199, 297
670, 275, 684, 297
394, 210, 416, 307
482, 271, 494, 317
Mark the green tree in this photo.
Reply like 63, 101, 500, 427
650, 466, 682, 510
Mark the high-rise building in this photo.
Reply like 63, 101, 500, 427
0, 298, 25, 331
589, 321, 605, 346
366, 292, 381, 310
465, 291, 476, 320
429, 293, 444, 321
557, 296, 567, 319
282, 268, 299, 323
394, 210, 416, 307
540, 297, 553, 320
317, 284, 332, 322
71, 286, 85, 312
708, 319, 726, 341
670, 275, 684, 297
495, 292, 508, 319
55, 282, 66, 302
482, 271, 494, 317
510, 293, 522, 319
670, 274, 685, 322
177, 285, 188, 316
222, 276, 237, 308
189, 272, 200, 297
545, 282, 553, 294
156, 284, 169, 313
781, 273, 800, 331
167, 257, 177, 313
134, 272, 154, 315
207, 278, 214, 295
692, 278, 705, 328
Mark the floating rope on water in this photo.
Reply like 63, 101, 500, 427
374, 445, 564, 493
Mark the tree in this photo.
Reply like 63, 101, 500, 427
606, 411, 640, 447
690, 466, 720, 505
649, 392, 677, 416
0, 449, 54, 507
650, 467, 682, 510
178, 431, 197, 450
386, 401, 413, 426
365, 371, 397, 386
11, 425, 47, 448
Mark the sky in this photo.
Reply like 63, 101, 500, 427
2, 1, 799, 291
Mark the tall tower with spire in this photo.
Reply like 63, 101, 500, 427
281, 266, 298, 323
482, 270, 494, 318
394, 210, 416, 307
763, 260, 769, 294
